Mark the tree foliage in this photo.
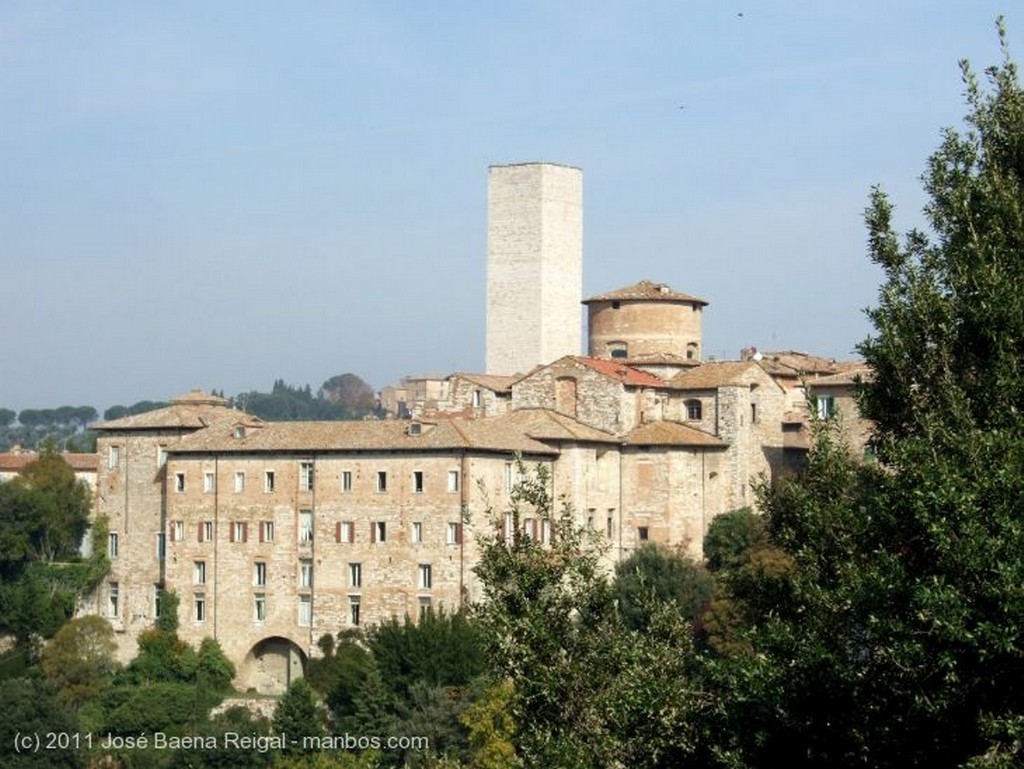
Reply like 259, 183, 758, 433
613, 543, 714, 631
42, 615, 118, 707
710, 23, 1024, 768
472, 463, 712, 767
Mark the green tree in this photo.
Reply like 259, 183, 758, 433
702, 507, 765, 573
712, 23, 1024, 768
11, 450, 91, 562
272, 678, 326, 755
0, 677, 82, 768
42, 615, 118, 707
472, 463, 711, 767
0, 408, 16, 427
613, 543, 714, 631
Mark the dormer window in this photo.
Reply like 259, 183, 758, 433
409, 422, 422, 436
609, 341, 628, 359
234, 425, 246, 439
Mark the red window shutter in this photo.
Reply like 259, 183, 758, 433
530, 520, 538, 540
456, 523, 463, 544
242, 522, 248, 543
169, 524, 176, 542
229, 523, 235, 543
198, 522, 204, 542
370, 523, 377, 543
258, 522, 265, 543
336, 522, 342, 543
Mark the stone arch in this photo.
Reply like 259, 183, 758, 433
238, 636, 308, 695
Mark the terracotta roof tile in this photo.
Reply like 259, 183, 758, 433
568, 357, 666, 387
583, 279, 708, 306
95, 391, 240, 431
624, 421, 726, 448
450, 373, 516, 393
0, 452, 99, 473
668, 361, 761, 390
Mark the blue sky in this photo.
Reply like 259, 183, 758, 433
2, 2, 1018, 411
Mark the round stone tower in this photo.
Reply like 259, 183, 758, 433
583, 279, 708, 363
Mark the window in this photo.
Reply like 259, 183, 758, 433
349, 596, 361, 626
372, 521, 386, 543
254, 594, 266, 623
154, 587, 163, 620
342, 471, 353, 492
541, 518, 553, 545
298, 510, 313, 543
348, 562, 362, 588
231, 522, 248, 543
418, 564, 432, 590
413, 470, 424, 493
447, 522, 462, 545
337, 521, 354, 544
638, 526, 649, 542
504, 462, 514, 493
193, 561, 206, 585
156, 532, 165, 560
412, 521, 423, 544
201, 521, 213, 543
204, 472, 215, 493
751, 402, 758, 424
259, 520, 274, 543
175, 472, 185, 493
298, 595, 312, 627
607, 515, 614, 538
108, 582, 119, 618
685, 400, 702, 421
300, 462, 314, 492
264, 471, 276, 493
234, 471, 245, 493
254, 561, 267, 587
419, 597, 432, 619
299, 559, 313, 588
814, 395, 836, 419
108, 532, 118, 559
686, 342, 699, 361
447, 470, 460, 493
157, 446, 167, 467
522, 518, 535, 541
108, 446, 120, 469
610, 344, 628, 359
473, 389, 482, 407
234, 425, 246, 439
376, 471, 387, 493
194, 594, 206, 622
171, 520, 184, 542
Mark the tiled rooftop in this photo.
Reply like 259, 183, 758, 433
583, 279, 708, 306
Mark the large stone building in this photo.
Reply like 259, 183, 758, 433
83, 163, 869, 693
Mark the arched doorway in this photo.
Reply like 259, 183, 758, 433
238, 636, 307, 695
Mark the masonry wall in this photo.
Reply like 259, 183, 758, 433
620, 447, 725, 560
93, 430, 189, 662
588, 300, 704, 361
486, 163, 583, 375
511, 360, 638, 434
163, 450, 561, 691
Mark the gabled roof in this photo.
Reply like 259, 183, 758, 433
563, 356, 666, 388
449, 373, 516, 393
583, 279, 708, 306
0, 452, 99, 473
490, 408, 620, 444
94, 391, 238, 431
669, 361, 765, 390
624, 421, 726, 448
754, 351, 862, 378
805, 367, 874, 387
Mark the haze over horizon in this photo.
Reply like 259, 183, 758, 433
3, 2, 1018, 412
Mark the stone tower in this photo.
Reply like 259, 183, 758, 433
583, 279, 708, 363
485, 163, 583, 375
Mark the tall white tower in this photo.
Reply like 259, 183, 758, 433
485, 162, 583, 375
